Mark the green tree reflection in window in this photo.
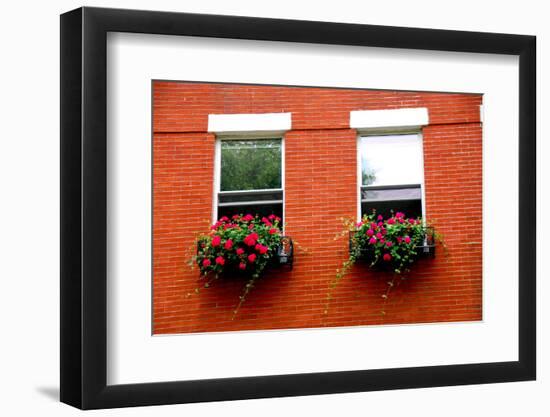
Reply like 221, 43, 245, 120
221, 139, 282, 191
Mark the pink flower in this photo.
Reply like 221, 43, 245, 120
386, 241, 393, 247
356, 221, 363, 228
377, 215, 383, 221
236, 248, 245, 255
397, 237, 403, 243
215, 256, 225, 265
248, 253, 257, 263
210, 221, 221, 230
219, 216, 229, 222
376, 232, 383, 239
224, 239, 233, 250
243, 214, 254, 222
262, 217, 273, 226
366, 229, 374, 237
248, 224, 255, 229
409, 218, 415, 224
387, 218, 395, 225
232, 214, 241, 220
383, 253, 392, 261
268, 214, 276, 220
369, 237, 377, 244
378, 221, 383, 227
404, 236, 411, 244
398, 218, 404, 223
211, 235, 221, 247
239, 262, 246, 270
269, 228, 278, 235
202, 259, 211, 267
395, 212, 405, 218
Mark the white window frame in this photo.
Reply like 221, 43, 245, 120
351, 107, 429, 223
208, 112, 291, 225
356, 131, 426, 223
212, 132, 286, 225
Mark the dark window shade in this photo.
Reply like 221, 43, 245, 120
361, 184, 422, 219
219, 190, 283, 205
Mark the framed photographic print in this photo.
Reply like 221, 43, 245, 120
60, 6, 536, 410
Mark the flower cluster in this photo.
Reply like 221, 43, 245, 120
351, 212, 425, 274
197, 214, 282, 278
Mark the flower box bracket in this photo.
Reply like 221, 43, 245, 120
273, 236, 294, 270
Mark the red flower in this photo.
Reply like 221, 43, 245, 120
395, 212, 405, 218
397, 237, 403, 243
215, 256, 225, 265
366, 229, 374, 237
376, 232, 383, 239
232, 214, 241, 220
202, 259, 211, 267
219, 216, 229, 222
404, 236, 411, 244
248, 253, 257, 263
377, 221, 383, 227
244, 232, 258, 246
386, 241, 393, 247
387, 218, 395, 225
383, 253, 392, 261
356, 221, 363, 228
211, 235, 221, 247
408, 218, 415, 224
261, 217, 273, 226
369, 237, 377, 244
243, 214, 254, 221
269, 228, 278, 235
239, 262, 246, 270
377, 215, 383, 221
255, 244, 268, 254
224, 239, 233, 250
236, 248, 245, 255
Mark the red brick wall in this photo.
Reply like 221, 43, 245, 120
153, 81, 483, 334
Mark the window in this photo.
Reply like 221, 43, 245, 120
359, 133, 425, 219
216, 138, 284, 221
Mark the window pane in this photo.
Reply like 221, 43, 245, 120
217, 203, 283, 224
361, 134, 423, 186
221, 139, 282, 191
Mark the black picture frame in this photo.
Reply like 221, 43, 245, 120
60, 6, 536, 410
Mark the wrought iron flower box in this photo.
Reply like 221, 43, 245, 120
349, 227, 436, 262
197, 236, 294, 272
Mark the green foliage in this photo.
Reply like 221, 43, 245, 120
221, 139, 282, 191
350, 211, 425, 274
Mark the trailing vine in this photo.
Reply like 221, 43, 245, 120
326, 211, 442, 315
191, 214, 283, 318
